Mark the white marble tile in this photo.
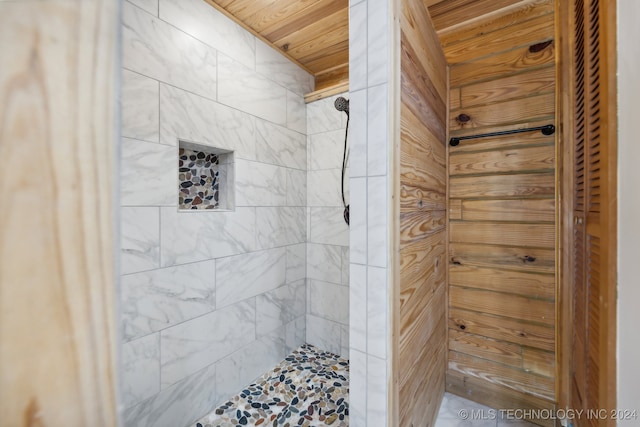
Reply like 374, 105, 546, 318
256, 280, 305, 335
349, 263, 367, 353
121, 138, 175, 206
341, 246, 350, 285
306, 314, 341, 355
216, 248, 286, 308
367, 176, 388, 267
128, 0, 158, 16
367, 84, 389, 176
215, 326, 286, 404
160, 299, 255, 388
160, 207, 256, 267
309, 279, 349, 325
349, 177, 367, 265
159, 84, 255, 160
218, 53, 287, 125
256, 40, 314, 95
121, 261, 216, 340
348, 349, 367, 427
367, 354, 388, 427
286, 243, 306, 283
308, 130, 345, 171
256, 207, 305, 250
235, 160, 287, 207
159, 0, 255, 70
121, 207, 160, 274
367, 266, 387, 359
307, 169, 343, 207
340, 324, 350, 358
123, 2, 217, 99
122, 69, 159, 143
349, 2, 368, 92
123, 363, 216, 427
286, 168, 306, 206
349, 89, 367, 178
307, 243, 342, 285
122, 333, 160, 409
306, 95, 346, 135
285, 315, 306, 354
309, 207, 350, 246
255, 119, 306, 170
286, 90, 307, 134
367, 0, 389, 87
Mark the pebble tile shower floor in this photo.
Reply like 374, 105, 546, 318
193, 344, 349, 427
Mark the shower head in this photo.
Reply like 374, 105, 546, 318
334, 96, 349, 116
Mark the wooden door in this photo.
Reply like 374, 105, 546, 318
562, 0, 617, 424
0, 1, 119, 426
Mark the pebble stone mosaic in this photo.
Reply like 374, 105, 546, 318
193, 344, 349, 427
179, 147, 219, 210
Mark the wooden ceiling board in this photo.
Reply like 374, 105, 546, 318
205, 0, 531, 94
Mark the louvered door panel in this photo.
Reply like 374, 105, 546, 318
568, 0, 616, 425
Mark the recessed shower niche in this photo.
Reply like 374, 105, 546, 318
178, 141, 234, 211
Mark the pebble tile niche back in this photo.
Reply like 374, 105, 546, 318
178, 141, 234, 211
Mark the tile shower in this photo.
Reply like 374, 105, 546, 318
119, 1, 349, 426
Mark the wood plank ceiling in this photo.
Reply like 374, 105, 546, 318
203, 0, 527, 94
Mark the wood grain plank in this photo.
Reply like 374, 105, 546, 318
449, 308, 555, 351
461, 199, 555, 222
449, 199, 462, 220
450, 43, 555, 87
429, 0, 529, 32
450, 242, 555, 274
450, 87, 461, 110
0, 2, 118, 425
523, 347, 555, 378
272, 9, 348, 58
314, 64, 349, 91
444, 14, 554, 64
450, 287, 555, 326
446, 370, 555, 427
448, 351, 555, 400
450, 144, 555, 176
449, 264, 555, 299
261, 0, 346, 40
438, 0, 553, 46
450, 172, 555, 198
459, 66, 556, 108
451, 92, 555, 131
450, 222, 555, 248
449, 329, 523, 368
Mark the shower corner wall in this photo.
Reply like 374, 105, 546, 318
118, 0, 317, 426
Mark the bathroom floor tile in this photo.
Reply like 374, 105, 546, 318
193, 344, 349, 427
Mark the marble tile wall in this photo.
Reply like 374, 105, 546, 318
348, 0, 393, 425
120, 1, 312, 426
305, 94, 351, 358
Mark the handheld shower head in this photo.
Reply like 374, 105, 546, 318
334, 96, 349, 116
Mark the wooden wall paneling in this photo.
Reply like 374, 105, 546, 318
458, 66, 555, 108
460, 199, 555, 222
437, 0, 554, 46
449, 265, 555, 299
449, 308, 556, 351
0, 2, 119, 426
398, 0, 448, 425
450, 242, 556, 273
450, 172, 555, 198
444, 1, 558, 414
446, 370, 556, 427
450, 43, 555, 87
429, 0, 530, 32
450, 92, 555, 131
450, 144, 555, 175
443, 14, 554, 64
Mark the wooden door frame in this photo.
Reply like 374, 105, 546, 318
556, 0, 617, 419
